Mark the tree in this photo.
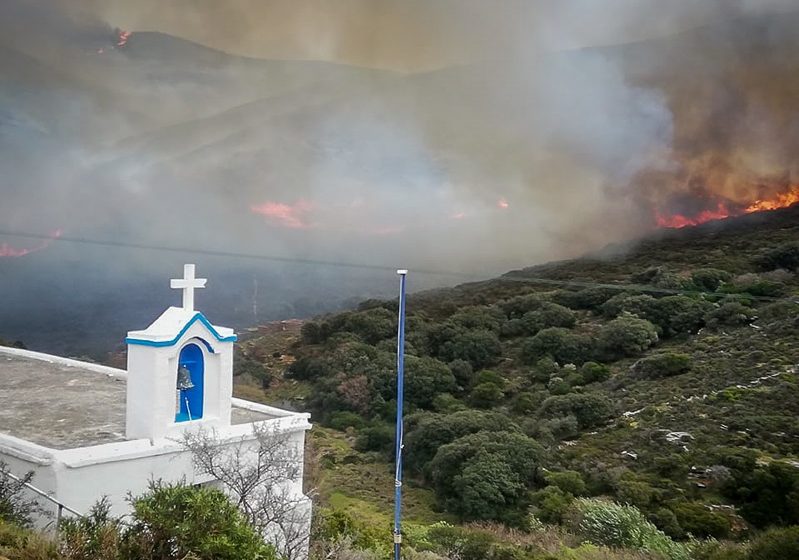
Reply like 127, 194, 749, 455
429, 431, 544, 522
182, 424, 310, 560
597, 314, 658, 360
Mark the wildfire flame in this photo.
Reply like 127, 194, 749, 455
656, 185, 799, 229
116, 30, 132, 48
0, 230, 63, 258
251, 200, 312, 229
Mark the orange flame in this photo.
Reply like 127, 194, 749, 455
251, 200, 312, 229
116, 30, 132, 48
656, 185, 799, 229
0, 230, 63, 258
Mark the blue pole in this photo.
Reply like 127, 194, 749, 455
393, 269, 408, 560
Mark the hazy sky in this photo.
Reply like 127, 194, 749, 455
85, 0, 799, 71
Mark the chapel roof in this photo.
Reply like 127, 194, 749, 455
0, 350, 273, 450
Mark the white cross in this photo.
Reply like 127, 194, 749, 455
170, 264, 206, 312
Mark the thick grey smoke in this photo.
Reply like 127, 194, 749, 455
1, 0, 799, 354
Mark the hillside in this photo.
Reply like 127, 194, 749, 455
234, 206, 799, 559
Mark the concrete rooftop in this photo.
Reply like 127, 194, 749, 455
0, 353, 274, 450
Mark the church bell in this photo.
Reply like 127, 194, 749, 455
176, 365, 194, 390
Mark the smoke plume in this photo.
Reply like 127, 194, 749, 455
1, 0, 798, 352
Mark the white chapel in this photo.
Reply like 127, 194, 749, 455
0, 264, 312, 555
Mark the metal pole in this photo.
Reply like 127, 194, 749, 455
393, 269, 408, 560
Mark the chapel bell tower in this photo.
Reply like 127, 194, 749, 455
125, 264, 237, 440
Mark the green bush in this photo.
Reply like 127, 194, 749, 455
600, 293, 659, 320
287, 355, 331, 381
545, 470, 587, 496
59, 499, 123, 560
328, 411, 366, 431
748, 526, 799, 560
633, 353, 691, 379
705, 302, 755, 328
566, 498, 693, 560
469, 382, 505, 408
597, 314, 659, 360
355, 424, 395, 453
122, 482, 278, 560
438, 329, 502, 370
723, 461, 799, 528
450, 306, 504, 333
553, 288, 619, 311
539, 393, 614, 430
404, 356, 457, 409
690, 268, 733, 292
522, 328, 594, 365
531, 485, 574, 523
754, 241, 799, 271
429, 431, 543, 522
448, 359, 475, 390
579, 362, 611, 384
651, 296, 712, 336
404, 410, 515, 473
671, 502, 730, 539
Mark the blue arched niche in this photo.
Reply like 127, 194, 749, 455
175, 342, 204, 422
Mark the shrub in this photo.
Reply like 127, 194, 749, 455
404, 410, 515, 473
754, 241, 799, 271
531, 485, 574, 523
328, 411, 366, 430
522, 328, 594, 365
404, 356, 456, 409
448, 359, 475, 390
651, 296, 712, 336
287, 355, 331, 380
59, 499, 123, 560
553, 288, 619, 311
690, 268, 733, 292
450, 306, 504, 333
705, 302, 754, 328
723, 461, 799, 528
748, 526, 799, 560
580, 362, 611, 384
566, 498, 693, 560
469, 383, 505, 408
633, 353, 691, 379
545, 470, 587, 496
671, 502, 730, 539
438, 329, 502, 370
512, 392, 542, 415
0, 520, 57, 559
0, 462, 39, 528
547, 377, 571, 395
600, 293, 659, 320
722, 273, 787, 298
597, 314, 658, 360
355, 424, 395, 453
122, 482, 279, 560
539, 393, 614, 430
341, 308, 397, 344
429, 431, 544, 522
